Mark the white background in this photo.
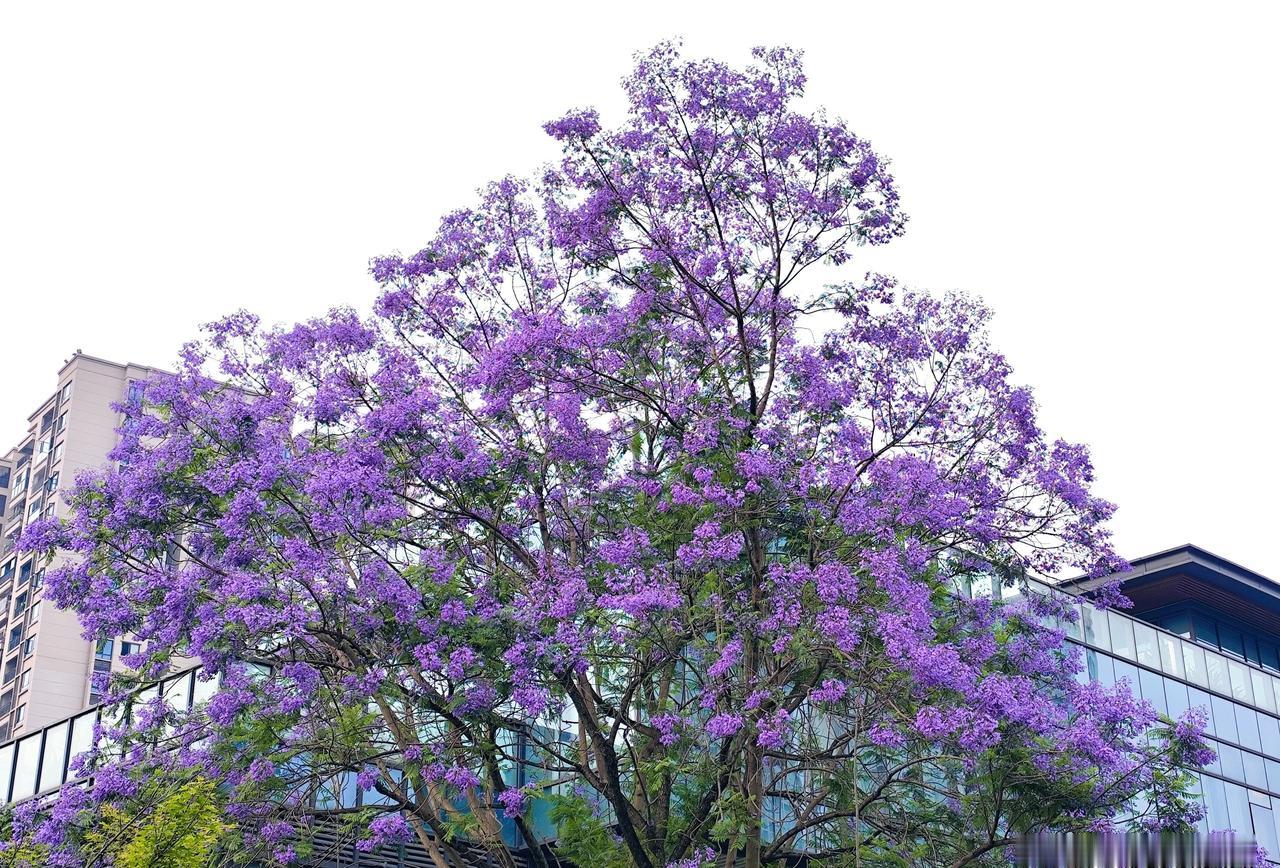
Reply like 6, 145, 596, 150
1, 2, 1277, 575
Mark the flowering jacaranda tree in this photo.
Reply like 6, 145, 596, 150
12, 42, 1214, 868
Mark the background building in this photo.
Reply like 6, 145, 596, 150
0, 352, 164, 741
1052, 545, 1280, 856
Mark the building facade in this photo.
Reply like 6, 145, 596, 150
1052, 545, 1280, 856
0, 352, 165, 742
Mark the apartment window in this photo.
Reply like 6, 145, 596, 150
59, 382, 72, 402
27, 603, 39, 624
45, 473, 58, 493
120, 641, 141, 658
0, 691, 12, 715
18, 670, 29, 692
7, 627, 21, 651
22, 636, 35, 657
31, 571, 43, 592
56, 412, 67, 432
17, 562, 30, 585
13, 705, 24, 724
1, 658, 15, 684
92, 658, 111, 675
26, 499, 40, 518
12, 593, 26, 617
0, 559, 13, 582
51, 442, 63, 464
0, 468, 8, 489
95, 638, 114, 660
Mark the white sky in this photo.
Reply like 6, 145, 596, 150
2, 2, 1277, 575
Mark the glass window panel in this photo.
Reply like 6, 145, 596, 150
162, 673, 192, 711
1075, 653, 1091, 687
11, 736, 39, 801
1094, 652, 1115, 686
1110, 612, 1136, 660
1220, 626, 1246, 659
1159, 632, 1182, 679
1062, 604, 1082, 641
1139, 668, 1167, 716
192, 670, 218, 706
1212, 695, 1240, 743
1237, 706, 1263, 753
1253, 804, 1280, 860
1114, 659, 1141, 693
1165, 678, 1191, 723
1263, 715, 1280, 757
1203, 738, 1223, 775
1268, 759, 1280, 794
1202, 774, 1229, 830
38, 721, 68, 793
1163, 613, 1193, 637
315, 772, 354, 810
1228, 660, 1255, 705
0, 743, 12, 804
1262, 643, 1280, 674
1133, 622, 1160, 669
1220, 745, 1246, 782
1207, 652, 1232, 696
1245, 635, 1261, 666
1244, 751, 1268, 790
1226, 782, 1253, 834
1193, 615, 1219, 649
68, 711, 96, 777
1184, 641, 1209, 688
1083, 603, 1111, 650
1252, 669, 1276, 715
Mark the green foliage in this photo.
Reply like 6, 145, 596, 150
546, 792, 631, 868
85, 777, 230, 868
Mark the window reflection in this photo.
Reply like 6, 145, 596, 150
1134, 622, 1160, 669
1219, 744, 1246, 782
1212, 695, 1240, 743
1201, 773, 1229, 829
1229, 660, 1256, 705
11, 736, 38, 801
1184, 641, 1209, 688
1110, 612, 1136, 661
1253, 670, 1277, 714
1083, 604, 1111, 650
1159, 633, 1182, 679
1252, 803, 1279, 860
0, 743, 12, 804
1207, 652, 1231, 696
37, 722, 67, 793
1243, 749, 1268, 790
1237, 706, 1263, 753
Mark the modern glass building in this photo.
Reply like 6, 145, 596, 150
1056, 544, 1280, 859
3, 542, 1280, 865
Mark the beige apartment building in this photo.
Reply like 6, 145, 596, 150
0, 352, 165, 741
